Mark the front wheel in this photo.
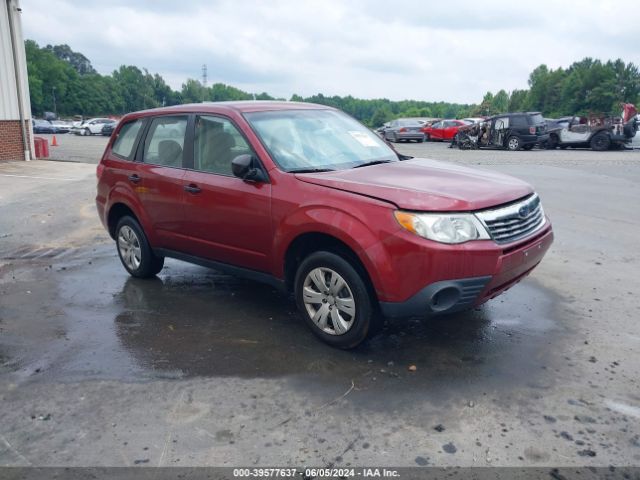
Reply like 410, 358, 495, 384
294, 251, 377, 349
115, 216, 164, 278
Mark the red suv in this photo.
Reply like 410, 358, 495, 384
96, 102, 553, 348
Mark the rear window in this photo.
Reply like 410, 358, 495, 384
397, 119, 422, 127
529, 113, 545, 125
112, 119, 143, 159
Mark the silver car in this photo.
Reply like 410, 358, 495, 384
382, 119, 425, 143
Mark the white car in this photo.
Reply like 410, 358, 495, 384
74, 118, 115, 136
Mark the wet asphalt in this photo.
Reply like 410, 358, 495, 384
0, 144, 639, 467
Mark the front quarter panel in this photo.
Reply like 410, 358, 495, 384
270, 175, 403, 301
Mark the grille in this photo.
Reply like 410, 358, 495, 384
476, 194, 545, 244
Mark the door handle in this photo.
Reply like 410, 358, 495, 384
184, 184, 201, 194
128, 174, 141, 184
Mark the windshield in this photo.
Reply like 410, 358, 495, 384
244, 109, 397, 172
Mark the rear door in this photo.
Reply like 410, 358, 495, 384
442, 120, 460, 140
429, 121, 444, 140
134, 115, 190, 250
180, 114, 272, 272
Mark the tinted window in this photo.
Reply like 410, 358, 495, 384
511, 116, 528, 127
529, 113, 544, 124
194, 115, 252, 176
444, 121, 458, 127
112, 119, 143, 159
431, 122, 443, 129
143, 116, 187, 168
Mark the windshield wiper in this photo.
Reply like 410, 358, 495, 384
289, 168, 335, 173
352, 159, 394, 169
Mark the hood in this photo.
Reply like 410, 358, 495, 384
294, 158, 533, 211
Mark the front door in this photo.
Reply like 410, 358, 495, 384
181, 114, 272, 272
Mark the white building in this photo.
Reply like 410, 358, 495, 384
0, 0, 33, 161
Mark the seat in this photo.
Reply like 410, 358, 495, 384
157, 140, 183, 167
199, 130, 236, 175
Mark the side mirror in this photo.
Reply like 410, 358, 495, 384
231, 154, 266, 182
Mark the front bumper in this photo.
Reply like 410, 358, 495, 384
379, 224, 554, 318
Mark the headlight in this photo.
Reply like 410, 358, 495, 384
394, 211, 490, 244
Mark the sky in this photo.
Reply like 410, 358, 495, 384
19, 0, 640, 104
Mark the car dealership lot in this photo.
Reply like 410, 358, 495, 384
1, 145, 639, 467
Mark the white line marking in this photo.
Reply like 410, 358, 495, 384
605, 400, 640, 419
0, 174, 80, 181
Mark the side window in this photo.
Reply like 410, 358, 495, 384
193, 115, 253, 176
511, 116, 526, 128
112, 119, 143, 159
495, 117, 510, 129
432, 121, 443, 129
143, 116, 188, 168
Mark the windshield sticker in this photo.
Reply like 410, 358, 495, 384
348, 131, 378, 147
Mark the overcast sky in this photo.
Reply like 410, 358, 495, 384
20, 0, 640, 104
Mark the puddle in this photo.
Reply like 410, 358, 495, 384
1, 246, 568, 400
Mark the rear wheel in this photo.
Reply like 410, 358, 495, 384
115, 216, 164, 278
506, 135, 521, 151
590, 132, 611, 151
294, 251, 377, 349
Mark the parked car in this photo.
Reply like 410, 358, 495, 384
461, 117, 485, 124
545, 104, 638, 151
50, 120, 71, 134
422, 119, 470, 141
381, 119, 425, 143
75, 118, 116, 136
101, 121, 118, 136
455, 112, 548, 151
32, 119, 55, 134
96, 101, 553, 348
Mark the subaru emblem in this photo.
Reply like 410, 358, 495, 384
518, 205, 529, 218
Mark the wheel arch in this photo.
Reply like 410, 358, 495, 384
107, 202, 139, 239
282, 231, 384, 307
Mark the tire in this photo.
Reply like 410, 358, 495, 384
546, 134, 559, 150
590, 132, 611, 151
294, 251, 378, 349
424, 134, 431, 142
506, 135, 521, 151
83, 127, 91, 136
417, 137, 424, 143
115, 216, 164, 278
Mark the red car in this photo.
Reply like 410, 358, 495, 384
422, 119, 469, 141
96, 102, 553, 348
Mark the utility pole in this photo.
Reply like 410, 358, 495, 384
52, 86, 57, 117
201, 64, 207, 102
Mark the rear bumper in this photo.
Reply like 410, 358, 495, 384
397, 132, 425, 140
380, 225, 554, 318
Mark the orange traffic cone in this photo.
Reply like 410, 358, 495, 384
51, 135, 58, 147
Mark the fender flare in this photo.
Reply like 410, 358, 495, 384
272, 206, 398, 300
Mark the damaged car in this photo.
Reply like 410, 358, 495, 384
544, 103, 638, 151
452, 112, 548, 151
97, 101, 553, 348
